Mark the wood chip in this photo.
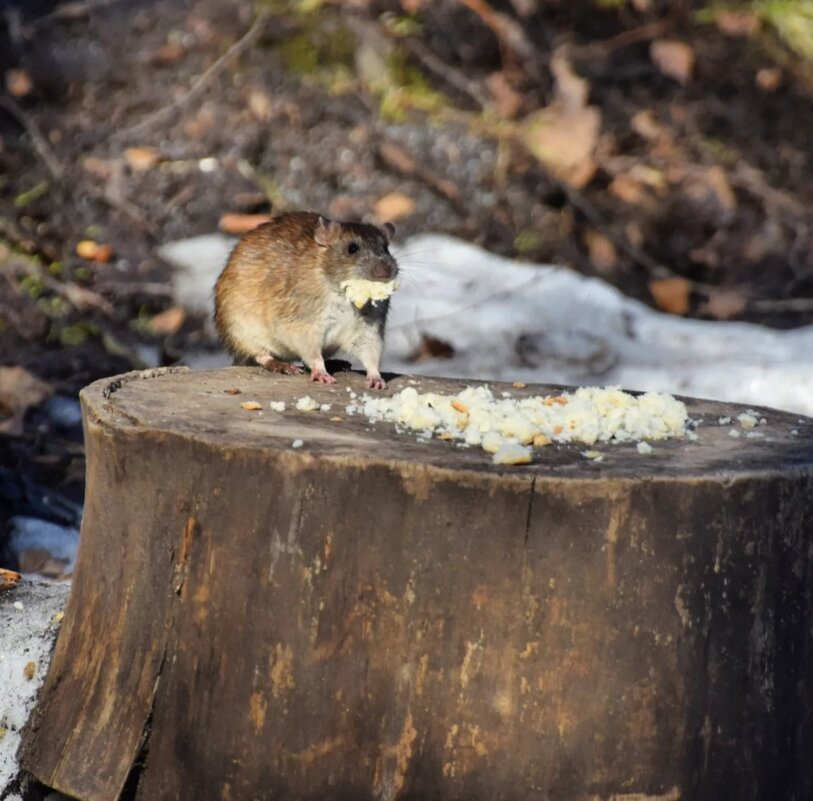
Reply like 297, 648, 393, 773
240, 401, 263, 411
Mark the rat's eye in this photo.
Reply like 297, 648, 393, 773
347, 242, 359, 255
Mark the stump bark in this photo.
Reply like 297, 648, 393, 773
21, 367, 813, 801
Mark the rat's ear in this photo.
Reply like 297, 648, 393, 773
381, 222, 395, 242
314, 216, 341, 247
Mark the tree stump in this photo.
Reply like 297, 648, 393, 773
21, 367, 813, 801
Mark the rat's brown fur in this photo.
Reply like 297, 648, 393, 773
214, 211, 398, 388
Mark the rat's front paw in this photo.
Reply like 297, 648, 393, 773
311, 369, 337, 384
366, 375, 387, 390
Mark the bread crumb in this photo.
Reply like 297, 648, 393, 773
340, 278, 399, 308
240, 401, 262, 411
296, 396, 320, 412
729, 429, 741, 438
291, 439, 304, 448
269, 401, 286, 412
738, 413, 758, 429
718, 416, 731, 425
637, 441, 654, 455
493, 443, 532, 465
320, 403, 332, 412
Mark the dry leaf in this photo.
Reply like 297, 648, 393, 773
649, 277, 692, 316
248, 89, 273, 121
219, 213, 272, 235
5, 68, 33, 98
82, 156, 113, 179
682, 166, 736, 220
584, 230, 619, 275
0, 568, 22, 593
714, 11, 759, 37
373, 192, 416, 223
756, 67, 783, 92
705, 289, 748, 320
485, 71, 524, 118
630, 110, 664, 142
76, 240, 114, 263
124, 146, 162, 172
0, 366, 53, 435
519, 53, 600, 188
240, 401, 263, 411
150, 306, 187, 335
650, 40, 695, 85
150, 41, 186, 66
609, 174, 646, 205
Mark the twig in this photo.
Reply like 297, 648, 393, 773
569, 18, 673, 59
0, 94, 64, 178
454, 0, 547, 81
401, 36, 491, 109
94, 281, 173, 297
28, 0, 127, 30
113, 10, 269, 141
750, 297, 813, 313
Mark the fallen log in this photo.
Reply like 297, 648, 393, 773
20, 367, 813, 801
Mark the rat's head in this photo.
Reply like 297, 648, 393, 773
313, 216, 399, 283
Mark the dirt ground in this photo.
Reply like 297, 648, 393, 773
1, 0, 813, 552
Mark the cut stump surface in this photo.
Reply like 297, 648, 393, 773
21, 367, 813, 801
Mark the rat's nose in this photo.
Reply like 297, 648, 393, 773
373, 260, 397, 280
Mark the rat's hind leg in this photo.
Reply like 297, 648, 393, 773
255, 353, 303, 375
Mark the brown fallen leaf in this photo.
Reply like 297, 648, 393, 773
0, 366, 53, 435
519, 52, 600, 188
705, 289, 748, 320
0, 568, 22, 593
373, 192, 415, 223
649, 276, 692, 316
714, 10, 759, 37
248, 88, 273, 121
150, 41, 187, 66
149, 306, 187, 335
584, 230, 619, 275
756, 67, 783, 92
124, 146, 163, 172
608, 174, 646, 205
240, 401, 263, 411
219, 213, 272, 235
650, 40, 695, 85
5, 68, 33, 98
76, 240, 114, 263
485, 71, 524, 118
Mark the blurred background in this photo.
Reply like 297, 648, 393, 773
2, 0, 813, 575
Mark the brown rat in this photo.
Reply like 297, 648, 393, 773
214, 211, 398, 389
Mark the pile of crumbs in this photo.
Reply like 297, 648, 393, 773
340, 278, 399, 309
345, 385, 689, 465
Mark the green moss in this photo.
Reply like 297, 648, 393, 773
19, 274, 46, 299
377, 52, 447, 122
57, 320, 100, 347
384, 15, 423, 37
74, 266, 91, 281
758, 0, 813, 61
37, 295, 69, 318
14, 181, 49, 209
514, 229, 544, 255
84, 223, 104, 239
48, 261, 64, 277
280, 19, 355, 77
